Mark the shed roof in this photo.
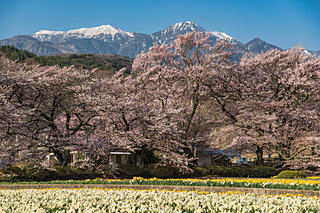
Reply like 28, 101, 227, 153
109, 152, 131, 155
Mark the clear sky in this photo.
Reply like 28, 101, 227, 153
1, 0, 319, 50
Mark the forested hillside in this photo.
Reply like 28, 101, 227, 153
0, 46, 133, 77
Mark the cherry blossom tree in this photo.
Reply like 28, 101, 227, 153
89, 69, 188, 171
117, 31, 233, 168
226, 47, 320, 166
0, 60, 100, 167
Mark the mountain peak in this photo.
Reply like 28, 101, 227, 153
172, 21, 198, 26
150, 21, 205, 44
34, 30, 64, 35
244, 38, 282, 53
168, 21, 204, 32
166, 22, 234, 40
67, 25, 134, 38
248, 38, 264, 43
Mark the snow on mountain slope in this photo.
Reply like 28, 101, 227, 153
303, 49, 312, 57
33, 25, 134, 42
151, 21, 205, 44
210, 31, 234, 40
168, 21, 235, 40
169, 21, 204, 32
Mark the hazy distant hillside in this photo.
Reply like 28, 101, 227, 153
0, 35, 62, 56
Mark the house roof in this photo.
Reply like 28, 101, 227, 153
109, 152, 131, 155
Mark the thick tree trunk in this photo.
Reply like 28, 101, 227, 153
185, 95, 199, 136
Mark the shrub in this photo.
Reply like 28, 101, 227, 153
0, 163, 99, 182
119, 165, 151, 178
194, 167, 211, 176
195, 165, 278, 178
211, 154, 232, 166
0, 163, 52, 182
274, 170, 306, 179
150, 167, 176, 178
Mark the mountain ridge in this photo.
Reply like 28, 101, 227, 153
0, 21, 317, 58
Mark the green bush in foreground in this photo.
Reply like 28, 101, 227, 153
274, 170, 307, 179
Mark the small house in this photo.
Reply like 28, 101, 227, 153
109, 150, 131, 166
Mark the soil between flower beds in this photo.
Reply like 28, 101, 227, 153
1, 184, 320, 196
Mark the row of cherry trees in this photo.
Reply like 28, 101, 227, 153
229, 48, 320, 168
1, 31, 320, 173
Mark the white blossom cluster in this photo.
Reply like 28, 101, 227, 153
0, 188, 319, 212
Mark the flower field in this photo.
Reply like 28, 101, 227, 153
0, 188, 319, 212
6, 177, 320, 191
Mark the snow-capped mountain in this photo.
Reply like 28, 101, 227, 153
33, 25, 134, 42
30, 25, 136, 55
151, 21, 237, 46
151, 21, 205, 44
2, 21, 314, 58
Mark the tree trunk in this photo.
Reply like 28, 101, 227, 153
255, 145, 264, 166
193, 146, 198, 166
274, 154, 287, 169
53, 149, 71, 167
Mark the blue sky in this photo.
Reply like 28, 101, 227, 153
1, 0, 319, 50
